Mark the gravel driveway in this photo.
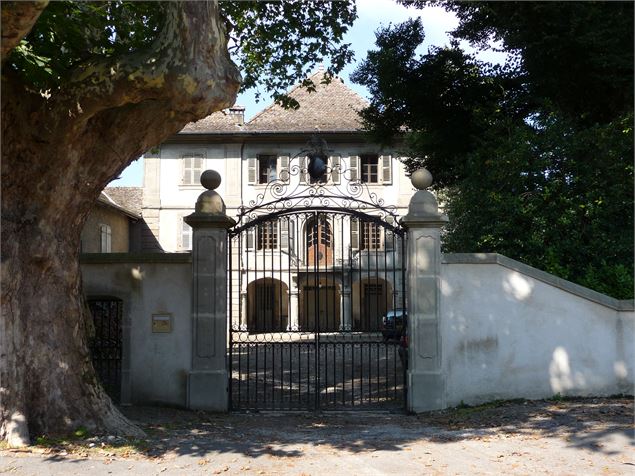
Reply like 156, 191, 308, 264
1, 397, 633, 475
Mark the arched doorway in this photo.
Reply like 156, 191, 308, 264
306, 215, 333, 267
246, 278, 289, 332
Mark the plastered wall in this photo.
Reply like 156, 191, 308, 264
440, 254, 634, 406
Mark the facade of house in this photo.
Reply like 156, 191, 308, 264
81, 71, 634, 411
81, 189, 142, 253
141, 71, 414, 332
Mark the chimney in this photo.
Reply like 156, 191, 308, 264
228, 105, 245, 126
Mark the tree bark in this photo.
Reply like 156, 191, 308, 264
0, 1, 240, 446
1, 1, 48, 62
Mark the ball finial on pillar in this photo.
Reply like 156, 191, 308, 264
201, 169, 221, 190
411, 168, 433, 190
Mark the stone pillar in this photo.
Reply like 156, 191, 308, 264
185, 170, 235, 411
341, 288, 352, 330
400, 168, 448, 412
288, 290, 299, 330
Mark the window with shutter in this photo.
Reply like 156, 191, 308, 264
381, 155, 392, 184
181, 219, 192, 250
350, 218, 359, 250
279, 155, 290, 183
257, 221, 278, 249
384, 216, 395, 251
99, 224, 112, 253
258, 155, 277, 184
247, 158, 257, 185
349, 155, 359, 182
182, 153, 205, 185
300, 156, 308, 184
330, 155, 341, 184
361, 222, 382, 249
360, 155, 379, 183
280, 217, 289, 250
245, 228, 255, 250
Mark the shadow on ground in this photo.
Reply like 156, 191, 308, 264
28, 397, 634, 464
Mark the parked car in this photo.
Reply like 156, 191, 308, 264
381, 308, 407, 341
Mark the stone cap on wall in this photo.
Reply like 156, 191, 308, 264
442, 253, 634, 312
80, 253, 192, 264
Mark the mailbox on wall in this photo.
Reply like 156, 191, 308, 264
152, 313, 172, 333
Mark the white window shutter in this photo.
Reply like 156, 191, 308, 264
280, 217, 289, 250
182, 156, 191, 184
279, 155, 290, 183
247, 158, 257, 185
330, 155, 341, 184
193, 155, 203, 185
381, 155, 392, 184
350, 218, 359, 250
288, 218, 295, 254
181, 220, 192, 250
300, 156, 308, 184
245, 228, 254, 249
384, 216, 394, 250
349, 155, 359, 182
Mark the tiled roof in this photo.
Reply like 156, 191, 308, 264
246, 71, 368, 132
181, 107, 245, 133
176, 71, 368, 135
102, 187, 142, 217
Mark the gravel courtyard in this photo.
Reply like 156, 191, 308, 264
1, 397, 633, 475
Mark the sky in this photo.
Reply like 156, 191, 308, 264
109, 1, 505, 187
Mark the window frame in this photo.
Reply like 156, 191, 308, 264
179, 217, 192, 251
99, 224, 112, 253
360, 154, 379, 184
257, 221, 278, 250
181, 153, 205, 186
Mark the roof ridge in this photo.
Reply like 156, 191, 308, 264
246, 70, 354, 126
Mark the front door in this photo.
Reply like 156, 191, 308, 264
307, 215, 333, 267
302, 284, 340, 331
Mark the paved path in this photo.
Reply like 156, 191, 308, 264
1, 398, 633, 475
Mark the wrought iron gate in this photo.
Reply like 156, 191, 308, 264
228, 150, 407, 411
88, 297, 123, 403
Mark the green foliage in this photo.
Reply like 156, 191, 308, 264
8, 2, 165, 91
6, 1, 357, 104
353, 2, 634, 299
222, 0, 356, 106
403, 1, 634, 124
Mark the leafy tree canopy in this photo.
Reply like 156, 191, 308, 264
353, 1, 634, 298
6, 0, 357, 108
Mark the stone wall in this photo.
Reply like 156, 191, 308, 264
440, 253, 634, 406
80, 251, 634, 410
81, 253, 192, 406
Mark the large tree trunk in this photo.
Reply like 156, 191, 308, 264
0, 1, 240, 446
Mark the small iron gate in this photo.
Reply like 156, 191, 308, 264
228, 152, 407, 411
88, 297, 123, 403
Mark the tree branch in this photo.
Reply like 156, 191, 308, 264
1, 0, 49, 64
56, 2, 241, 127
